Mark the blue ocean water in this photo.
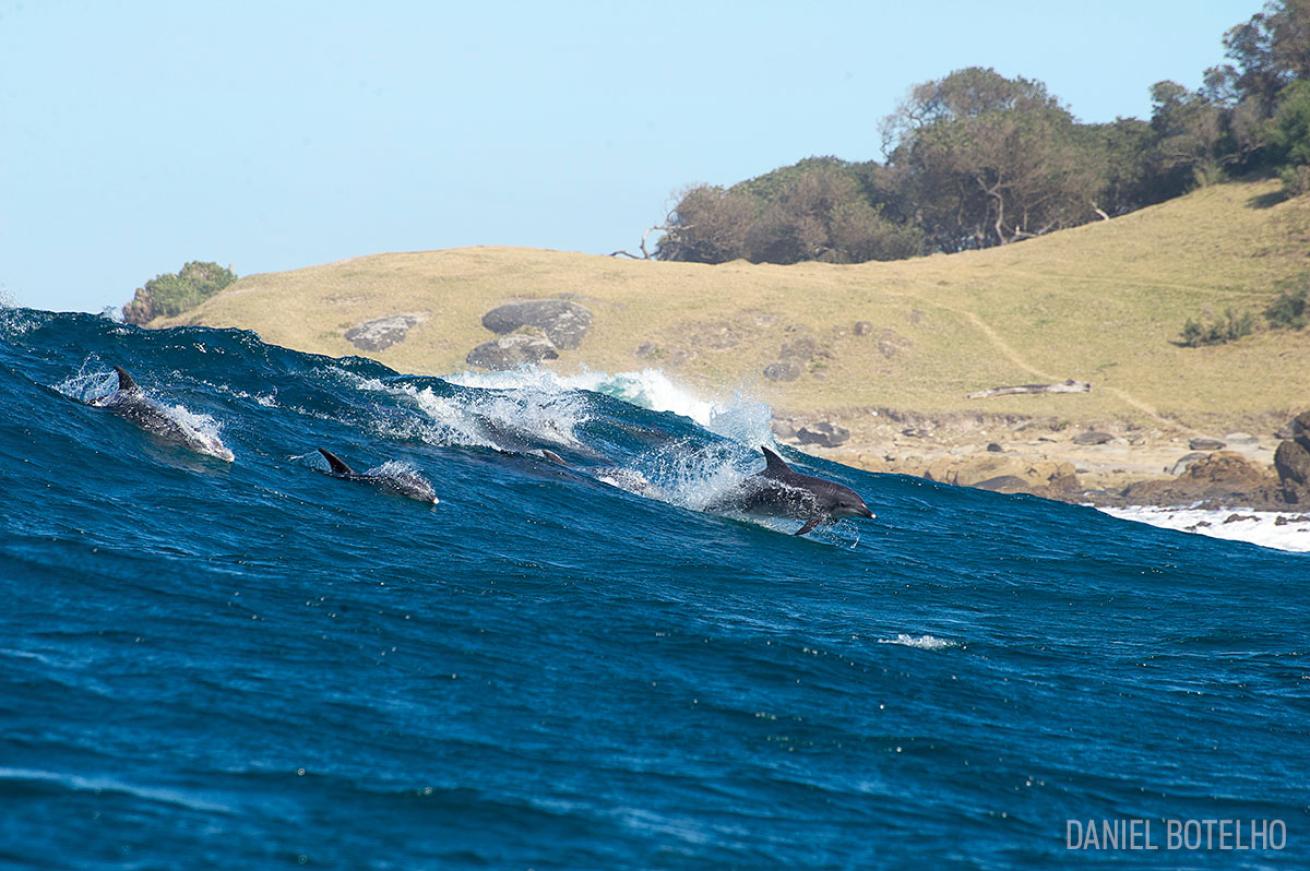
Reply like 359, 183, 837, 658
1, 309, 1307, 868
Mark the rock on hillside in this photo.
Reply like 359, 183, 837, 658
482, 300, 592, 349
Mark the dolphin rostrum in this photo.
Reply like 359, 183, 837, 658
89, 366, 234, 462
317, 448, 438, 504
728, 446, 875, 535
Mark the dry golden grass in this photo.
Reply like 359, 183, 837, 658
157, 180, 1310, 428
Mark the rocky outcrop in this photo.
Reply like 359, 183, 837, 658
1268, 411, 1310, 501
1275, 440, 1310, 487
344, 314, 424, 352
975, 475, 1031, 493
121, 289, 157, 325
1072, 430, 1115, 446
925, 455, 1082, 499
795, 421, 850, 448
465, 333, 559, 370
482, 299, 592, 349
1120, 451, 1278, 507
1188, 436, 1226, 451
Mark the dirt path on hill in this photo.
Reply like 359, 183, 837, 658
940, 306, 1194, 433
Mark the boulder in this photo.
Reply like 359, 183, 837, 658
481, 299, 592, 349
1274, 439, 1310, 486
853, 321, 873, 336
344, 314, 423, 352
763, 360, 802, 382
986, 442, 1004, 453
1295, 411, 1310, 451
1122, 451, 1276, 506
1188, 436, 1226, 451
795, 421, 850, 448
465, 333, 559, 370
1184, 451, 1270, 487
1072, 430, 1115, 446
1169, 452, 1208, 476
975, 475, 1031, 494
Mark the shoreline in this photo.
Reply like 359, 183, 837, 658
774, 406, 1310, 513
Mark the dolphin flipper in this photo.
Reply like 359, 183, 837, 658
795, 515, 824, 536
318, 448, 355, 476
114, 366, 140, 393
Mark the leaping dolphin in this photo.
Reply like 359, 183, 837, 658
725, 446, 875, 535
317, 448, 438, 504
89, 366, 234, 462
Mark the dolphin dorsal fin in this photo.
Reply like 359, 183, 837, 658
761, 445, 791, 474
114, 366, 140, 393
318, 448, 355, 476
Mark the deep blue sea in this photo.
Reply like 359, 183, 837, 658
1, 310, 1307, 868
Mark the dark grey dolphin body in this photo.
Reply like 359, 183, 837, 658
727, 446, 875, 535
317, 448, 438, 504
90, 367, 234, 462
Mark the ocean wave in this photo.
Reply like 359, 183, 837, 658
0, 768, 232, 814
2, 310, 1306, 867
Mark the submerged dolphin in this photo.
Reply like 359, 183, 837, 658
317, 448, 438, 504
727, 446, 875, 535
90, 367, 234, 462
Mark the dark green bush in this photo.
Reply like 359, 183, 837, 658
1177, 308, 1256, 347
1266, 273, 1310, 329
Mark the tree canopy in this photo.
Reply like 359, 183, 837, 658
122, 261, 237, 324
653, 1, 1310, 265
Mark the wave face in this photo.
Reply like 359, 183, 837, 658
2, 310, 1307, 867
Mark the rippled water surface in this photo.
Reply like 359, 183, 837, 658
1, 311, 1307, 867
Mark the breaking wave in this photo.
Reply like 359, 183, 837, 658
0, 310, 1306, 867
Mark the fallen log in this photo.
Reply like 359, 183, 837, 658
967, 379, 1091, 399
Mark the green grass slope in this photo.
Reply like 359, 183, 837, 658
156, 180, 1310, 429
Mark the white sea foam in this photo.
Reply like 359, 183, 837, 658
878, 634, 958, 651
1098, 506, 1310, 553
156, 402, 235, 462
446, 367, 715, 424
347, 371, 589, 452
443, 366, 775, 445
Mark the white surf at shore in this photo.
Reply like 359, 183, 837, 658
1098, 506, 1310, 553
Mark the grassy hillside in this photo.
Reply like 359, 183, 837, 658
156, 181, 1310, 429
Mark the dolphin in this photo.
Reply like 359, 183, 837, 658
727, 446, 875, 535
317, 448, 438, 504
90, 366, 234, 462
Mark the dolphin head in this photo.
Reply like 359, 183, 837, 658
824, 484, 875, 520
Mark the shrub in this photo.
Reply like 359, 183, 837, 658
1266, 273, 1310, 329
1177, 307, 1256, 346
122, 261, 236, 324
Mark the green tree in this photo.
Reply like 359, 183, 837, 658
122, 261, 237, 324
882, 67, 1103, 251
1266, 81, 1310, 192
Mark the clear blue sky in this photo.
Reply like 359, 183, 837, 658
1, 0, 1260, 312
